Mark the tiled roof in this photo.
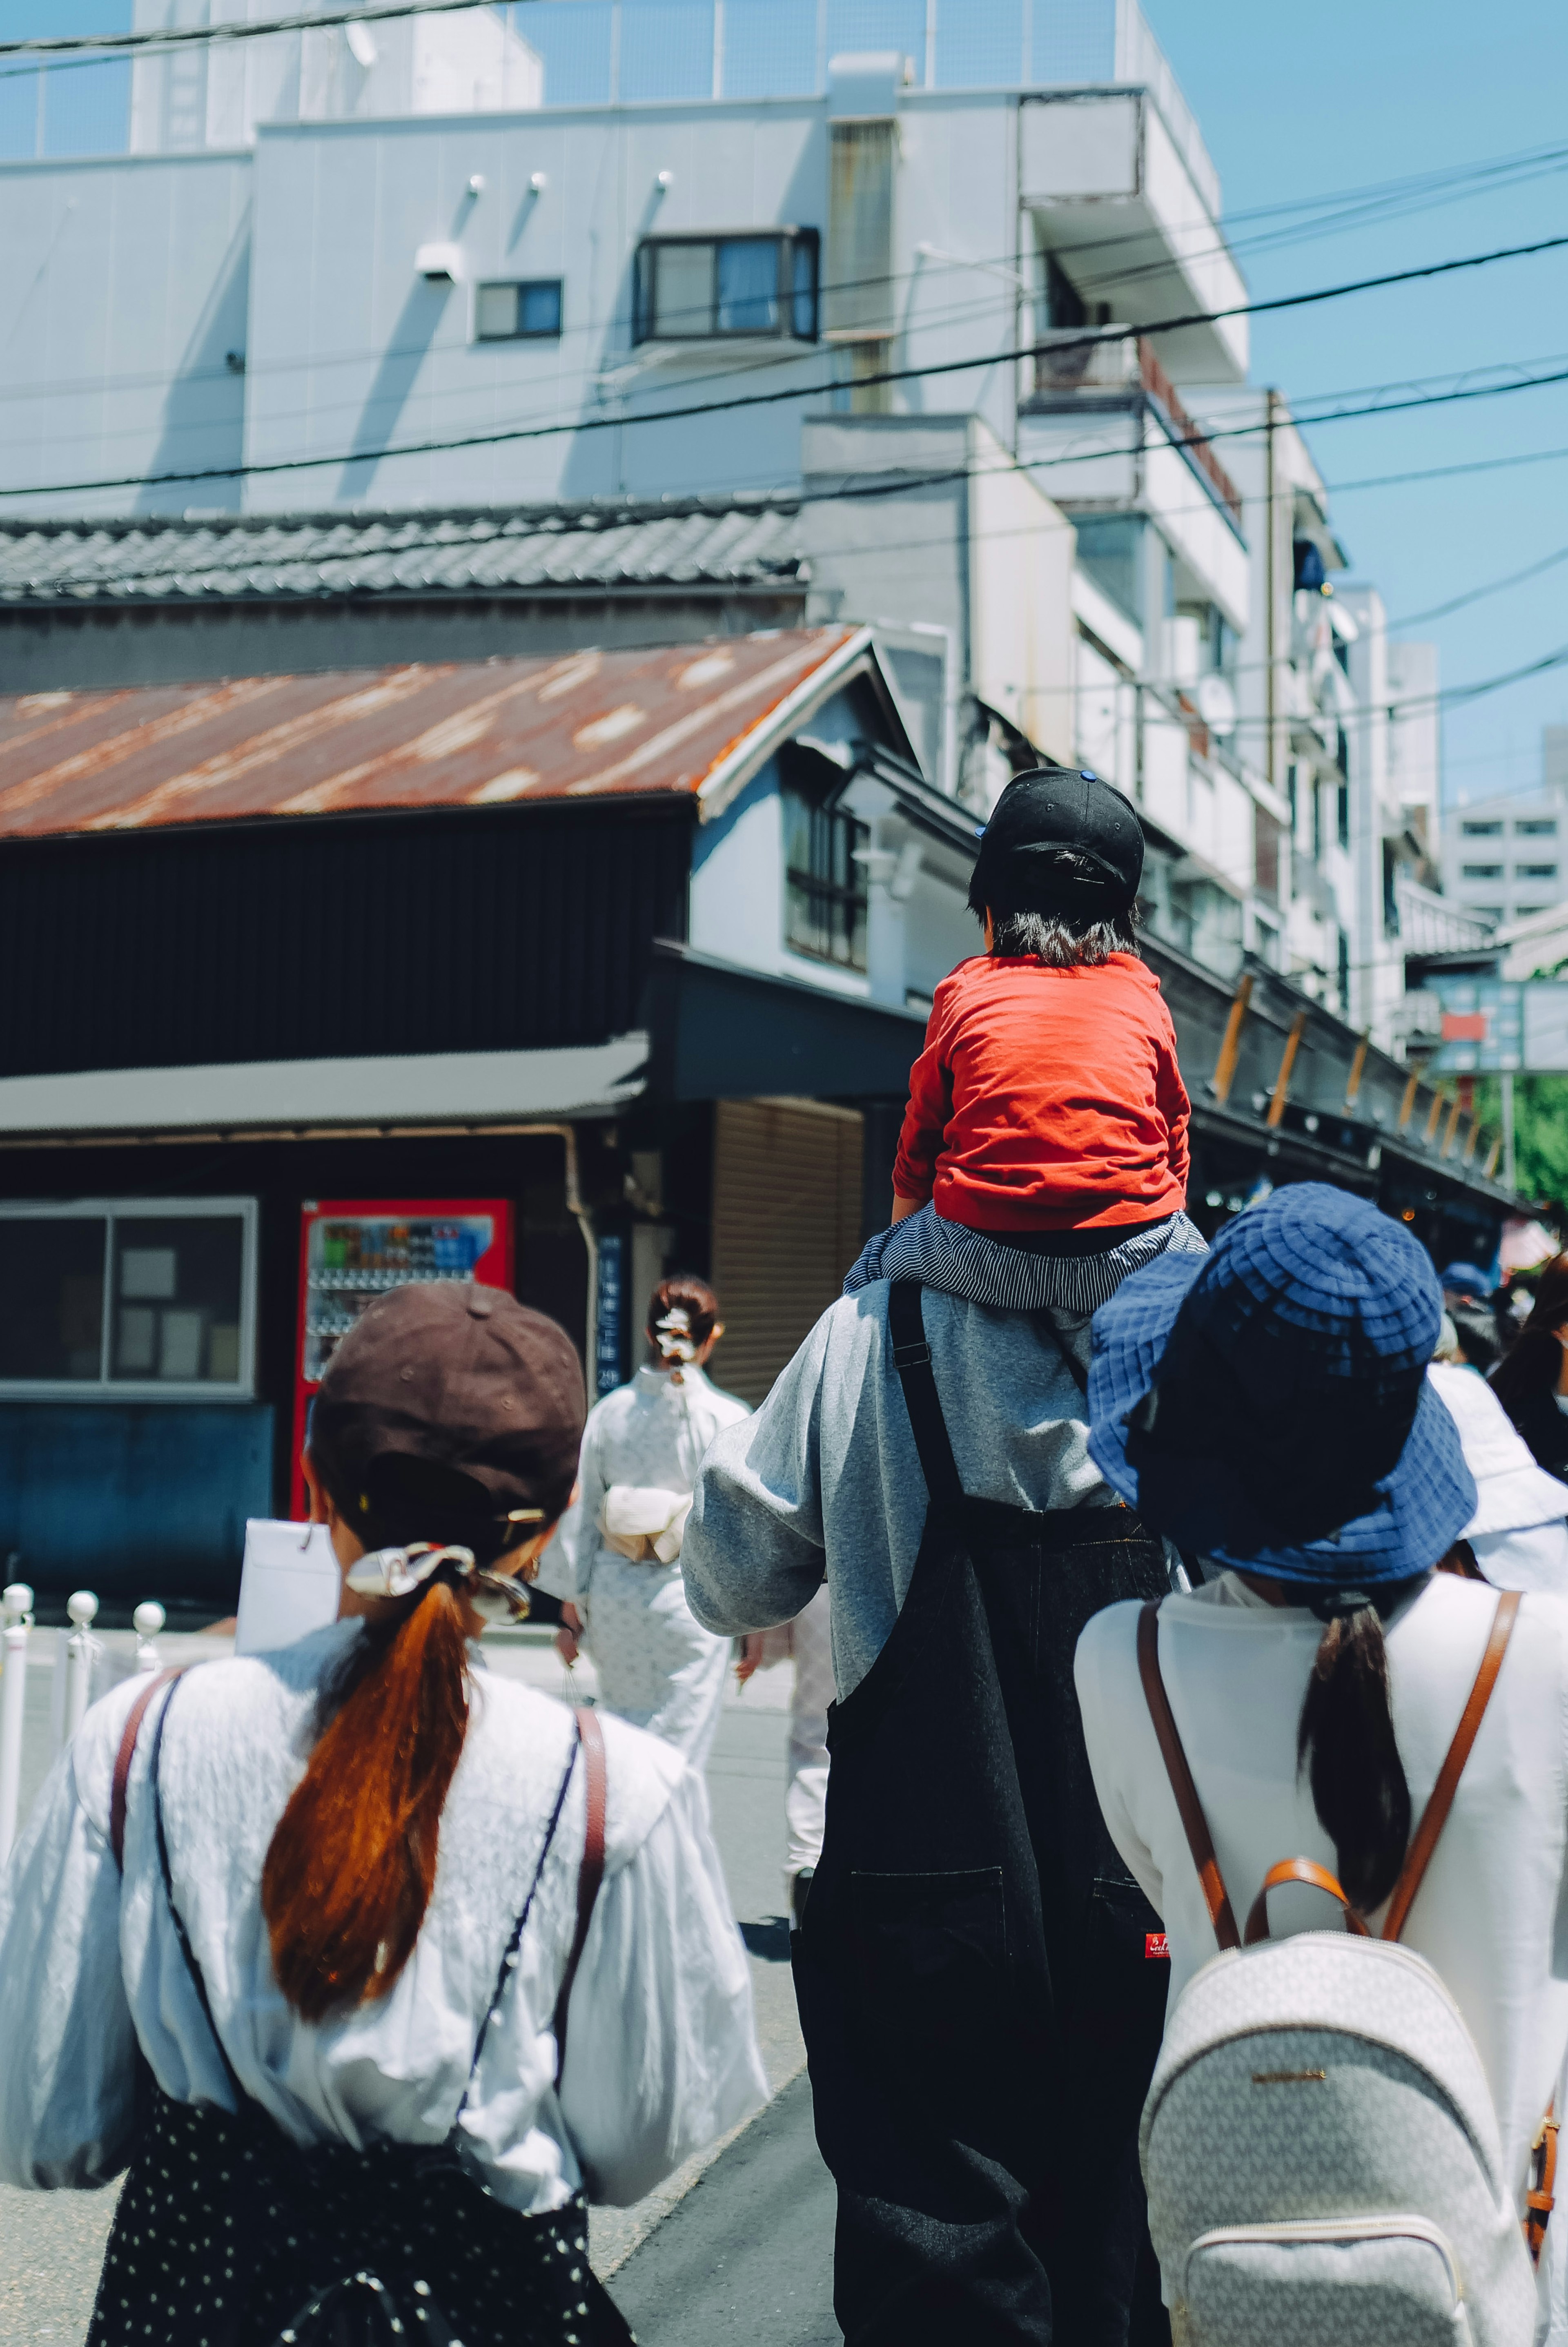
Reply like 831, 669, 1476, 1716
0, 499, 804, 606
0, 628, 864, 839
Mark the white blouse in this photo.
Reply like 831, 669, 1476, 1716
1074, 1571, 1568, 2204
537, 1363, 751, 1604
0, 1622, 766, 2209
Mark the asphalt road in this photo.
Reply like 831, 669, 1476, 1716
0, 1626, 839, 2346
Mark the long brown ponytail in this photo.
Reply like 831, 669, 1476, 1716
1296, 1596, 1416, 1914
262, 1575, 472, 2022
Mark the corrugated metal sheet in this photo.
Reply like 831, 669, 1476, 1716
0, 628, 858, 840
0, 501, 803, 607
710, 1099, 864, 1405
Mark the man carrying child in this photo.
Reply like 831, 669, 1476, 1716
684, 768, 1201, 2345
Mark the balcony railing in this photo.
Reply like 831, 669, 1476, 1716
1032, 331, 1244, 525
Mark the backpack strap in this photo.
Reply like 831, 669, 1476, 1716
1137, 1600, 1241, 1952
1244, 1857, 1371, 1946
887, 1281, 964, 1506
109, 1666, 183, 1871
552, 1704, 607, 2088
1381, 1587, 1520, 1944
1528, 2105, 1558, 2265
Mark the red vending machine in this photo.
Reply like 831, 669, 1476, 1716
290, 1197, 514, 1518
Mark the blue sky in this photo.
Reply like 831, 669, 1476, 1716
5, 1, 1568, 807
1150, 0, 1568, 807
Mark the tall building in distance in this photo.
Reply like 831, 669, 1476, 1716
1443, 727, 1568, 932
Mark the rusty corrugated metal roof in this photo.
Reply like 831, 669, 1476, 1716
0, 629, 862, 840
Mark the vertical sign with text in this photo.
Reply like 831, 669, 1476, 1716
595, 1232, 624, 1398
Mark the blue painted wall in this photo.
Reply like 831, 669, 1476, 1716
0, 1403, 274, 1609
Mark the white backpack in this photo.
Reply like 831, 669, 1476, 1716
1137, 1589, 1551, 2347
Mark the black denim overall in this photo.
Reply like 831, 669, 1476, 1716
793, 1282, 1173, 2347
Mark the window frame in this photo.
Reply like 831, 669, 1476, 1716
781, 767, 870, 974
0, 1196, 258, 1402
473, 278, 565, 343
633, 229, 820, 346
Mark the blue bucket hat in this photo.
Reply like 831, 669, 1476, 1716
1087, 1183, 1477, 1587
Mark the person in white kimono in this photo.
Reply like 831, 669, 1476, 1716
539, 1276, 749, 1771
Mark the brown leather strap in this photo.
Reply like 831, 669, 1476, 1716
552, 1705, 608, 2087
1244, 1857, 1372, 1946
1381, 1588, 1521, 1944
1528, 2105, 1558, 2265
109, 1667, 182, 1872
1137, 1600, 1241, 1952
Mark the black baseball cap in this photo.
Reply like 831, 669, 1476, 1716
968, 766, 1145, 919
309, 1280, 585, 1553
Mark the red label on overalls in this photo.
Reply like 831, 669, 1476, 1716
1145, 1933, 1170, 1959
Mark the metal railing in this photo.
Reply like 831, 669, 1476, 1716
0, 1582, 167, 1866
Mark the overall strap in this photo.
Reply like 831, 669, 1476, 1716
887, 1280, 964, 1505
1137, 1600, 1241, 1952
110, 1665, 183, 1870
1381, 1587, 1520, 1944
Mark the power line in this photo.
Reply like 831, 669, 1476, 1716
1390, 544, 1568, 630
9, 225, 1568, 504
0, 1, 498, 60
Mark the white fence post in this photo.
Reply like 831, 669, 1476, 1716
0, 1582, 35, 1870
65, 1591, 100, 1743
134, 1601, 165, 1674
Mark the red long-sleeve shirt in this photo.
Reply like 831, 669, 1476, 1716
891, 954, 1191, 1233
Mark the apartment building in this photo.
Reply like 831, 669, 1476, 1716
1444, 787, 1566, 929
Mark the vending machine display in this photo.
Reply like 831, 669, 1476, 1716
290, 1197, 513, 1517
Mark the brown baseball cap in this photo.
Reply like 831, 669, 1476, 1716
309, 1281, 585, 1547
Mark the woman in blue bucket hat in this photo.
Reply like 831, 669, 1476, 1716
1074, 1183, 1568, 2290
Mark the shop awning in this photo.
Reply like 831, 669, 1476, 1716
0, 1038, 650, 1142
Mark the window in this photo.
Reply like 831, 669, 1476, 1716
1336, 776, 1350, 852
1516, 818, 1558, 836
0, 1199, 256, 1398
475, 280, 563, 340
1461, 819, 1503, 836
1517, 862, 1559, 880
633, 232, 818, 343
1470, 905, 1504, 921
781, 750, 868, 971
1462, 863, 1504, 879
1517, 904, 1552, 917
1071, 513, 1143, 626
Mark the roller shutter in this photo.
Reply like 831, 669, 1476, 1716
710, 1099, 864, 1406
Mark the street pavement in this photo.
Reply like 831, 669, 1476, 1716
0, 1624, 837, 2344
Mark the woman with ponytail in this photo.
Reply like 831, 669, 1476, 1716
1074, 1185, 1568, 2253
0, 1280, 765, 2347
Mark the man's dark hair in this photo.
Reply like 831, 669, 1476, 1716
987, 902, 1140, 967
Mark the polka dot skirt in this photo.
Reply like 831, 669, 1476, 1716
87, 2079, 635, 2347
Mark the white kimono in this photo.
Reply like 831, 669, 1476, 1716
539, 1363, 751, 1770
0, 1622, 767, 2209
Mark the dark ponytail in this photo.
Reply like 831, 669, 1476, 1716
1296, 1597, 1414, 1915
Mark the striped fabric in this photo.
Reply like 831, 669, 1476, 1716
844, 1200, 1209, 1318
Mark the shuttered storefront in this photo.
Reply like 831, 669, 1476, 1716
710, 1099, 865, 1406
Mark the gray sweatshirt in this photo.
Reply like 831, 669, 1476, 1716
682, 1282, 1115, 1701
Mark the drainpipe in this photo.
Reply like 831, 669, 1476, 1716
1265, 390, 1281, 803
519, 1123, 599, 1371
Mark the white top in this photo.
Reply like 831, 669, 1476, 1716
1074, 1571, 1568, 2200
0, 1622, 766, 2208
1429, 1362, 1568, 1550
537, 1363, 751, 1603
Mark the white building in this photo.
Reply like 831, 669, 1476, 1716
0, 0, 1456, 1058
1444, 785, 1566, 930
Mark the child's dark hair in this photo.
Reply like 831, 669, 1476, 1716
981, 901, 1140, 967
647, 1273, 721, 1352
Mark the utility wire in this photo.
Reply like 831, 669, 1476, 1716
9, 224, 1568, 503
0, 1, 502, 59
